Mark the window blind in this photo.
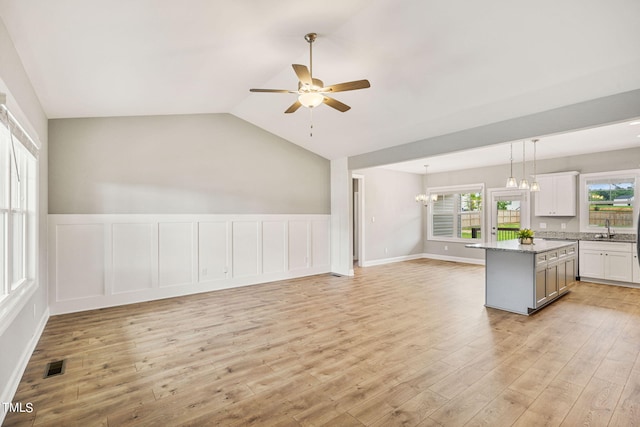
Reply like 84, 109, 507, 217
0, 96, 39, 159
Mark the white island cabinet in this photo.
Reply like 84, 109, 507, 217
467, 240, 578, 315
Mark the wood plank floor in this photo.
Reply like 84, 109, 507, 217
4, 259, 640, 426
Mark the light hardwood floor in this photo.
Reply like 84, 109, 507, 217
4, 259, 640, 426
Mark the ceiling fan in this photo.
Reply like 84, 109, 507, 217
250, 33, 370, 114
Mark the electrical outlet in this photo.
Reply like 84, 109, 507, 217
539, 223, 547, 229
372, 216, 375, 223
444, 245, 448, 251
561, 223, 567, 229
384, 247, 388, 254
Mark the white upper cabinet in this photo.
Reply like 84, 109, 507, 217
534, 171, 578, 216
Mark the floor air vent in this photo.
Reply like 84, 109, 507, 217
44, 360, 66, 378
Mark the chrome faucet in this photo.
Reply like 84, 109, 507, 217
605, 218, 614, 238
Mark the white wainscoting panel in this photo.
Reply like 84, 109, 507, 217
232, 221, 259, 278
289, 220, 309, 271
112, 223, 155, 294
49, 214, 330, 314
198, 222, 229, 282
55, 224, 105, 301
262, 221, 286, 274
312, 220, 331, 268
158, 222, 194, 287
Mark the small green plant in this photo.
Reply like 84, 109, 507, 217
517, 228, 534, 239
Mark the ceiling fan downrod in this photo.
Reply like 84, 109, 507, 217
304, 33, 316, 80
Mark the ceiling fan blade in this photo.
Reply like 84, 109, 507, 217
323, 96, 351, 112
292, 64, 313, 86
284, 100, 302, 114
250, 88, 295, 93
321, 79, 371, 93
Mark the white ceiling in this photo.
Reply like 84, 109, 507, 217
380, 119, 640, 174
1, 0, 639, 161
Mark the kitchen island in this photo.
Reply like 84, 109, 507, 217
466, 239, 578, 315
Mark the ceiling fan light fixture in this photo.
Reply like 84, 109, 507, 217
298, 92, 324, 108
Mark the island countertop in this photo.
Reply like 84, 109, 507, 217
465, 239, 578, 254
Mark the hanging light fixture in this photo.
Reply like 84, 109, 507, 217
518, 141, 529, 190
530, 139, 540, 192
505, 143, 518, 188
415, 165, 433, 205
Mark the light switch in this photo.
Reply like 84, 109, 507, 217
539, 223, 547, 229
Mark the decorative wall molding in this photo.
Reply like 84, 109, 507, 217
48, 214, 331, 315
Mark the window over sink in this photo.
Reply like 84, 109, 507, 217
579, 170, 640, 233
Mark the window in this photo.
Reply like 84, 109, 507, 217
0, 103, 38, 310
580, 170, 639, 233
428, 184, 484, 241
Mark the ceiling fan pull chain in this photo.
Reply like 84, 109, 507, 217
310, 108, 314, 137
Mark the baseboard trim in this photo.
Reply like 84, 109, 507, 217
50, 267, 331, 316
579, 277, 640, 289
360, 254, 424, 267
0, 308, 49, 424
422, 253, 485, 265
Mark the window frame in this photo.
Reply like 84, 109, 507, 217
0, 103, 39, 337
579, 169, 639, 234
427, 183, 485, 243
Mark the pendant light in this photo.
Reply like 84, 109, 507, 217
518, 141, 529, 190
530, 139, 540, 192
415, 165, 429, 205
505, 143, 517, 188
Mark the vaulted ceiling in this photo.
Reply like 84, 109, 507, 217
1, 0, 639, 161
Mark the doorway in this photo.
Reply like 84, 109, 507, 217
352, 174, 364, 267
488, 189, 530, 242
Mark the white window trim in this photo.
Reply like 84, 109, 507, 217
579, 169, 640, 234
0, 99, 39, 336
427, 183, 484, 243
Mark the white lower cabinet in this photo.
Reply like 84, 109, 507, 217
579, 241, 634, 283
633, 244, 640, 284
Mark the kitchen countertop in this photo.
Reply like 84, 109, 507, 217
533, 231, 636, 243
466, 239, 577, 254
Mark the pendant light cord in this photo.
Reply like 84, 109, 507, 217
521, 141, 526, 178
510, 143, 514, 176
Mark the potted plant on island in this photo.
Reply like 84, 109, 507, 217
517, 228, 534, 245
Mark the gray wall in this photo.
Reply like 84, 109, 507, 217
0, 17, 49, 414
354, 167, 423, 262
423, 146, 640, 260
49, 114, 330, 214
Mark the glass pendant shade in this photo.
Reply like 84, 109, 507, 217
519, 179, 530, 190
298, 92, 324, 108
530, 180, 540, 192
506, 143, 517, 188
